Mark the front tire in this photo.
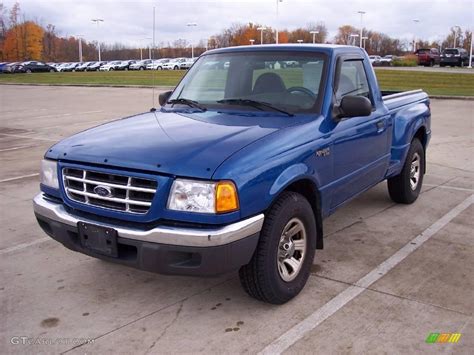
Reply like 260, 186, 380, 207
239, 191, 316, 304
387, 138, 424, 204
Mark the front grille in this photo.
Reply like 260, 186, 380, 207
62, 168, 157, 214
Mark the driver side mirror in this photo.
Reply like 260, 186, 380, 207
333, 95, 372, 121
158, 91, 173, 106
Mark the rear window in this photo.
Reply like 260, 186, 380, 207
415, 49, 429, 54
443, 49, 459, 55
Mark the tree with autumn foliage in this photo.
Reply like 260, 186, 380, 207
3, 21, 44, 60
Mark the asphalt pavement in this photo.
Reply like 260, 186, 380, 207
1, 85, 472, 354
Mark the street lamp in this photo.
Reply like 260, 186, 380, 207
75, 35, 83, 62
310, 30, 319, 44
413, 19, 420, 52
91, 18, 104, 61
257, 26, 266, 45
275, 0, 283, 44
186, 22, 197, 59
249, 39, 255, 45
358, 11, 366, 48
453, 25, 461, 48
350, 34, 359, 46
297, 39, 303, 44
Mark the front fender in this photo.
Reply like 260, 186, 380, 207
269, 163, 311, 195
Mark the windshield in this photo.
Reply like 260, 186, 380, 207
168, 51, 326, 114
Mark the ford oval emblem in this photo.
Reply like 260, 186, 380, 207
94, 185, 113, 197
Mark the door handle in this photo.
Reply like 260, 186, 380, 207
376, 120, 385, 132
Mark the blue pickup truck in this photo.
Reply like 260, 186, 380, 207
34, 44, 431, 304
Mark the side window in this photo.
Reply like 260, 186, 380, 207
335, 60, 371, 103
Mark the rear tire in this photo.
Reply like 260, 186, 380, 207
387, 138, 424, 204
239, 191, 316, 304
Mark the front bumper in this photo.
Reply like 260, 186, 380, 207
33, 193, 263, 276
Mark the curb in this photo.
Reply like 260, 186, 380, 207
0, 82, 175, 90
429, 95, 474, 100
0, 83, 472, 100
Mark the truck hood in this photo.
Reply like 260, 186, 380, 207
47, 110, 288, 179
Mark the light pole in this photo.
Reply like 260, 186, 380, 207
413, 19, 420, 52
257, 26, 266, 45
186, 22, 197, 59
468, 31, 473, 68
358, 11, 366, 48
361, 36, 368, 49
453, 25, 461, 48
310, 30, 319, 44
350, 34, 359, 46
249, 39, 255, 45
275, 0, 283, 44
91, 18, 104, 61
75, 35, 83, 62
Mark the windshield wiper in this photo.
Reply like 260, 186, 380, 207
167, 98, 207, 112
217, 98, 294, 117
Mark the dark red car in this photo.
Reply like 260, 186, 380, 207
415, 48, 440, 66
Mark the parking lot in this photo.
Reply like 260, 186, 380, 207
1, 85, 473, 353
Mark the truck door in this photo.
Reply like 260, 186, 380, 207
329, 57, 390, 209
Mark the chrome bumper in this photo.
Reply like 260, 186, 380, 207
33, 193, 264, 247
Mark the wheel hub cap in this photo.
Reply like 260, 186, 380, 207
277, 218, 307, 282
410, 152, 421, 190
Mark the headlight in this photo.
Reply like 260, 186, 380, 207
40, 159, 59, 189
167, 179, 239, 214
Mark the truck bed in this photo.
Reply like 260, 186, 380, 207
382, 89, 428, 111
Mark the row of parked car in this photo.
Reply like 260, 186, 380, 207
414, 47, 470, 67
367, 47, 470, 67
0, 57, 198, 74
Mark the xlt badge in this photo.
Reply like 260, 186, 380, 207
316, 147, 330, 157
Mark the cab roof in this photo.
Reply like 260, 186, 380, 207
205, 44, 364, 56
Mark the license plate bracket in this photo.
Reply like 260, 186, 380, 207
78, 222, 118, 257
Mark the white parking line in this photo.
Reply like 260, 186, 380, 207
259, 194, 474, 355
39, 118, 110, 130
0, 133, 57, 142
0, 173, 39, 183
424, 184, 474, 193
0, 237, 50, 255
0, 145, 34, 152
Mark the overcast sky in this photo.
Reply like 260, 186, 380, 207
3, 0, 472, 46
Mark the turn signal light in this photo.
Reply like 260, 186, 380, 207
215, 181, 239, 213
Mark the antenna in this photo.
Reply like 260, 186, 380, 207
151, 6, 156, 111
